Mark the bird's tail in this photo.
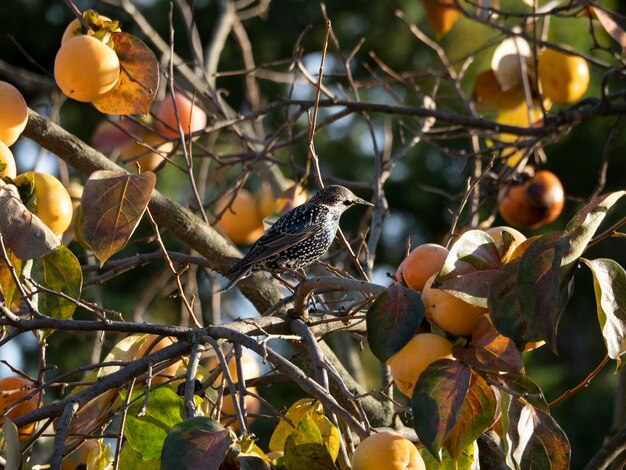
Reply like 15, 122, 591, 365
220, 266, 252, 293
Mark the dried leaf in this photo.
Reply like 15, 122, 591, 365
591, 7, 626, 55
92, 32, 159, 115
0, 182, 60, 260
78, 170, 156, 265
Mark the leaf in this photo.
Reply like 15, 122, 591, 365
513, 404, 570, 469
0, 248, 23, 307
2, 418, 21, 470
79, 170, 156, 265
284, 414, 323, 449
366, 283, 424, 362
435, 230, 502, 308
582, 258, 626, 366
488, 232, 570, 351
281, 443, 338, 470
411, 359, 471, 459
419, 441, 477, 469
499, 375, 549, 412
269, 399, 339, 461
92, 32, 159, 115
119, 445, 160, 470
562, 191, 626, 276
161, 417, 233, 470
444, 371, 497, 460
125, 386, 186, 461
31, 245, 82, 321
591, 7, 626, 55
452, 314, 524, 374
0, 182, 60, 260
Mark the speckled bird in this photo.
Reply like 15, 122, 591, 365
221, 185, 373, 292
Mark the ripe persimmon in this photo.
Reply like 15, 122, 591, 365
137, 335, 184, 384
0, 81, 28, 146
54, 35, 120, 102
0, 140, 17, 178
215, 189, 265, 245
351, 430, 426, 470
423, 0, 458, 40
120, 132, 173, 171
14, 172, 74, 236
395, 243, 449, 292
155, 91, 207, 139
498, 170, 565, 229
386, 333, 454, 398
0, 376, 40, 440
422, 274, 488, 337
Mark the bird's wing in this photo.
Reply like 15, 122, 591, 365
229, 223, 325, 272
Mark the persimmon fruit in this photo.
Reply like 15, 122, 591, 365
0, 140, 17, 178
137, 335, 183, 384
54, 35, 120, 102
351, 430, 426, 470
484, 226, 527, 264
395, 243, 449, 292
0, 376, 40, 440
215, 189, 265, 245
422, 274, 488, 337
14, 172, 74, 236
423, 0, 458, 40
538, 48, 589, 104
0, 81, 28, 146
386, 333, 454, 398
498, 170, 565, 229
155, 91, 207, 139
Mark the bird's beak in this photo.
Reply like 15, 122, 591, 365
355, 197, 374, 207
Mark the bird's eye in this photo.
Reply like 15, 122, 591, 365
343, 200, 352, 206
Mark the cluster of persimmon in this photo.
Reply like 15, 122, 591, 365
390, 226, 541, 401
0, 81, 74, 239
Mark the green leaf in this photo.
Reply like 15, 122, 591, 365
498, 375, 549, 412
284, 414, 323, 450
581, 258, 626, 366
161, 417, 233, 470
513, 404, 570, 469
488, 232, 570, 351
452, 314, 523, 374
92, 32, 159, 115
366, 283, 424, 362
418, 441, 477, 469
79, 170, 156, 265
0, 248, 23, 308
269, 399, 339, 461
561, 191, 626, 275
2, 418, 21, 470
119, 445, 160, 470
412, 359, 471, 459
31, 245, 82, 320
124, 386, 186, 461
281, 443, 338, 470
444, 371, 496, 459
435, 230, 502, 308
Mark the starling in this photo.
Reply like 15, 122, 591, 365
221, 185, 373, 292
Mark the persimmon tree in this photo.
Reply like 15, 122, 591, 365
0, 0, 625, 469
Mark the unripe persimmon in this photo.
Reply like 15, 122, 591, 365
0, 140, 17, 178
498, 170, 565, 229
155, 91, 207, 139
538, 48, 589, 104
0, 81, 28, 146
422, 274, 488, 337
386, 333, 453, 398
395, 243, 449, 292
14, 172, 74, 236
54, 35, 120, 102
351, 430, 426, 470
215, 189, 265, 245
0, 376, 41, 440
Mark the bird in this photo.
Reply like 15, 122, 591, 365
221, 185, 373, 292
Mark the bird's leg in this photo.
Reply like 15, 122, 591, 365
271, 273, 297, 292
